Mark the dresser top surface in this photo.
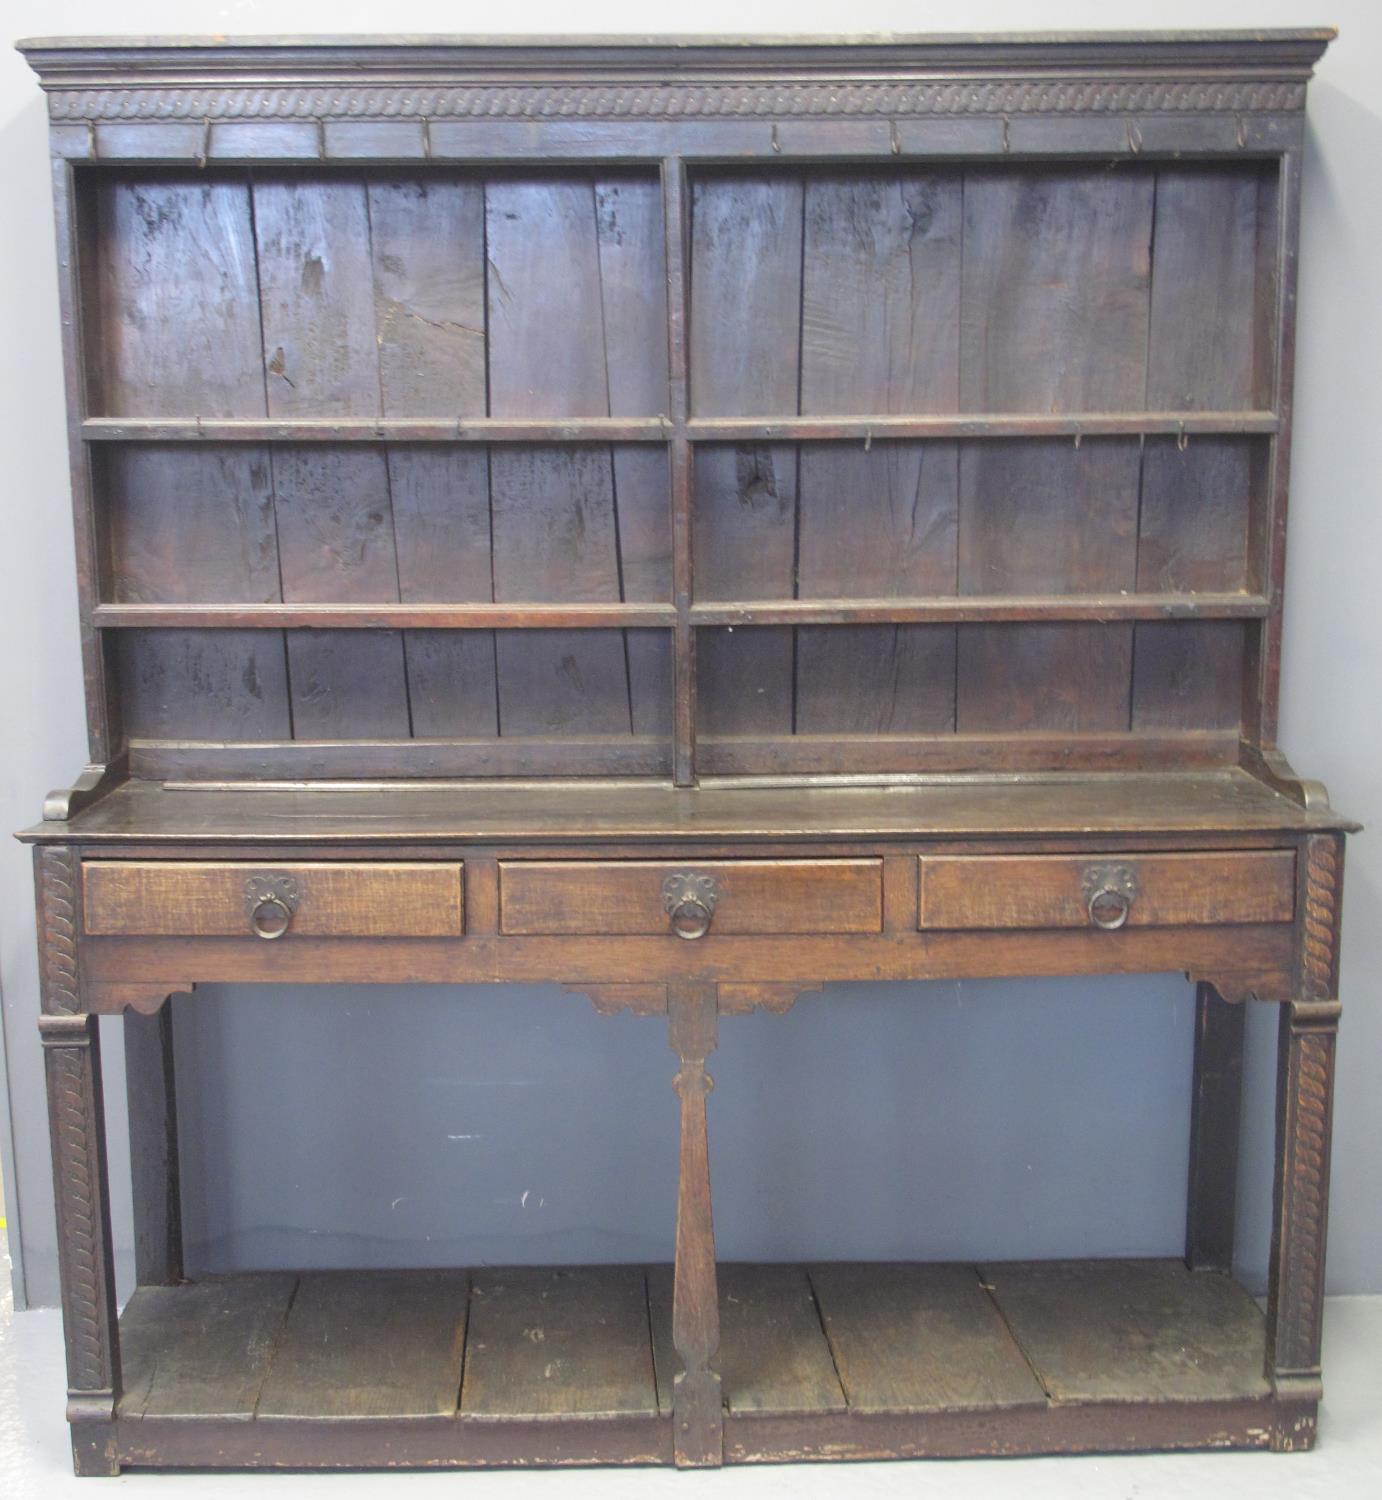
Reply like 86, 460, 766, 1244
20, 769, 1355, 847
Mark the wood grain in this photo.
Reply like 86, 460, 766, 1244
118, 1275, 296, 1419
983, 1259, 1271, 1403
498, 859, 883, 936
811, 1263, 1045, 1411
83, 860, 464, 938
1147, 167, 1268, 410
461, 1267, 657, 1417
90, 174, 266, 417
918, 850, 1296, 930
256, 1271, 469, 1419
960, 169, 1154, 412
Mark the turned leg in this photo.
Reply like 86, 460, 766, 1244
35, 846, 121, 1475
667, 979, 722, 1467
124, 1003, 184, 1286
1184, 982, 1246, 1271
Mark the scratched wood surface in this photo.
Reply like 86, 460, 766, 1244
108, 1258, 1272, 1428
461, 1267, 658, 1417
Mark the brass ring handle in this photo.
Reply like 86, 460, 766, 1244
668, 895, 713, 941
1087, 886, 1132, 931
662, 872, 719, 941
249, 893, 293, 940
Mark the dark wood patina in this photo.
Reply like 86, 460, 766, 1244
16, 29, 1353, 1475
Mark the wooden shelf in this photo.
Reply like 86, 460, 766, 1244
109, 1259, 1286, 1469
82, 416, 672, 443
82, 412, 1279, 445
692, 594, 1270, 626
686, 412, 1280, 442
94, 602, 677, 631
94, 596, 1264, 632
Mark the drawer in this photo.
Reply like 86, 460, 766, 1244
82, 862, 464, 939
499, 860, 883, 937
917, 851, 1296, 931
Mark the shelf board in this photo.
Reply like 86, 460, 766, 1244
82, 416, 671, 443
94, 596, 1264, 632
94, 602, 678, 630
686, 411, 1280, 442
80, 412, 1279, 445
110, 1259, 1285, 1468
691, 594, 1270, 626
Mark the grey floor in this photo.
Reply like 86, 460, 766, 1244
3, 1237, 1379, 1499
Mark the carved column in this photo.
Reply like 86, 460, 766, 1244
35, 846, 121, 1476
667, 979, 722, 1467
1184, 982, 1246, 1271
1266, 833, 1343, 1438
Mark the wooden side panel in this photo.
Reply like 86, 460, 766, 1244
793, 175, 962, 734
694, 444, 796, 737
118, 1275, 296, 1419
256, 1271, 470, 1418
90, 177, 291, 752
1137, 169, 1264, 741
793, 626, 958, 734
1147, 168, 1267, 411
253, 178, 411, 738
369, 178, 499, 727
282, 630, 411, 739
1137, 439, 1253, 593
1132, 621, 1246, 733
252, 178, 379, 419
689, 175, 803, 419
485, 448, 627, 736
649, 1264, 845, 1416
272, 446, 400, 604
487, 179, 665, 743
111, 629, 292, 741
102, 445, 280, 605
983, 1259, 1271, 1403
957, 439, 1141, 732
810, 1263, 1045, 1412
498, 859, 883, 936
917, 850, 1296, 931
367, 177, 487, 416
691, 176, 803, 740
799, 173, 962, 415
594, 178, 674, 737
461, 1267, 657, 1417
89, 174, 266, 417
960, 170, 1154, 412
82, 860, 464, 938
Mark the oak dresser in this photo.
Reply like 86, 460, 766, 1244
16, 29, 1356, 1475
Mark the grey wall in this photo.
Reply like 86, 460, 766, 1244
2, 0, 1378, 1310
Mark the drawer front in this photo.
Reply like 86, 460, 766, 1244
82, 862, 464, 939
918, 851, 1296, 931
499, 860, 883, 937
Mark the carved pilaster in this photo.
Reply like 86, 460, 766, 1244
42, 1015, 120, 1465
1260, 835, 1345, 1432
1266, 998, 1338, 1400
35, 847, 121, 1470
1300, 834, 1343, 1000
668, 981, 722, 1468
35, 845, 80, 1015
